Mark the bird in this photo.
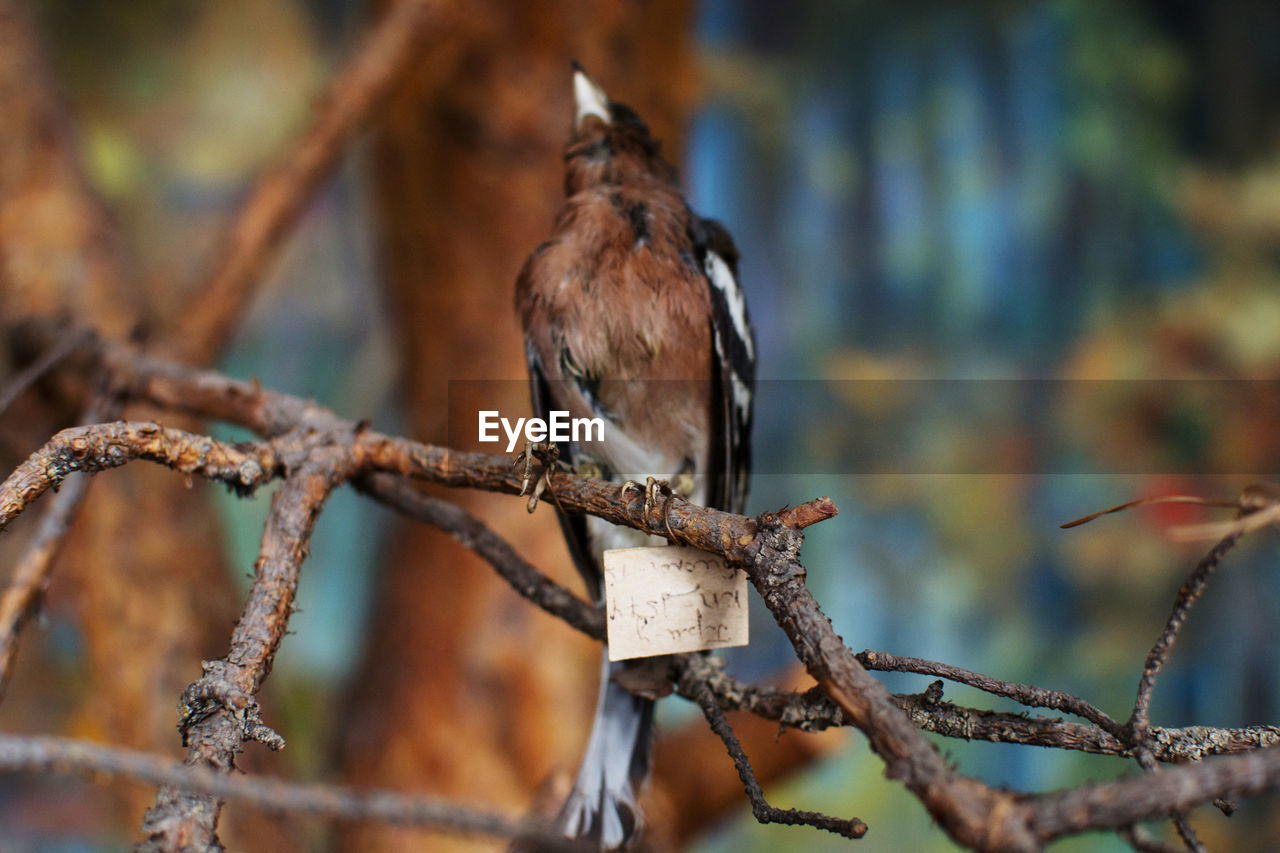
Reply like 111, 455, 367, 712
514, 63, 755, 849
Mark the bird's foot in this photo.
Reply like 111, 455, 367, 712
620, 476, 679, 539
513, 441, 561, 512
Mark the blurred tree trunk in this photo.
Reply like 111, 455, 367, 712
338, 1, 697, 849
0, 0, 239, 838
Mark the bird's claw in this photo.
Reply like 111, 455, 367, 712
514, 441, 560, 512
620, 476, 678, 539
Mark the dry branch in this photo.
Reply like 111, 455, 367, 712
1031, 744, 1280, 841
0, 325, 93, 418
0, 733, 572, 846
1131, 534, 1243, 739
139, 455, 348, 851
742, 512, 1044, 851
0, 367, 118, 698
0, 421, 281, 526
857, 649, 1121, 734
691, 680, 867, 839
680, 651, 1279, 760
356, 471, 605, 639
0, 469, 89, 699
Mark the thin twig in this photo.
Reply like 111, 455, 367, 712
356, 472, 604, 640
857, 649, 1122, 735
691, 681, 866, 840
1068, 489, 1266, 850
0, 471, 89, 699
0, 391, 119, 700
1120, 825, 1189, 853
681, 652, 1278, 758
1130, 533, 1242, 738
0, 325, 93, 418
1167, 509, 1280, 541
0, 733, 572, 845
1170, 813, 1206, 853
1167, 483, 1280, 542
1060, 495, 1238, 529
1062, 483, 1280, 542
1130, 749, 1205, 853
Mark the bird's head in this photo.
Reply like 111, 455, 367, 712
564, 62, 677, 194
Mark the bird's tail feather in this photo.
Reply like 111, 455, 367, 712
559, 651, 655, 850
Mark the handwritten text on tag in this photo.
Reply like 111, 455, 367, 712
603, 546, 748, 661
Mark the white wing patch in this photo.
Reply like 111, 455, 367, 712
712, 327, 753, 415
704, 250, 754, 361
703, 244, 754, 514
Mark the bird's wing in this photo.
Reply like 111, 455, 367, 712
525, 339, 604, 600
696, 217, 755, 516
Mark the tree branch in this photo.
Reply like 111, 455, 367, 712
0, 421, 281, 526
857, 649, 1122, 735
1131, 533, 1242, 737
138, 455, 347, 851
1032, 745, 1280, 841
0, 324, 94, 418
0, 733, 574, 846
355, 472, 605, 640
691, 680, 867, 840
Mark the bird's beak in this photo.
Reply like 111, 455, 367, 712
572, 63, 611, 128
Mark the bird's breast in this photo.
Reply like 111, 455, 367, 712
525, 190, 713, 382
517, 187, 716, 479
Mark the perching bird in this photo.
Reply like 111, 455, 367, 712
515, 64, 755, 848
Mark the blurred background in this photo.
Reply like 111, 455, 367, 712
1, 0, 1279, 850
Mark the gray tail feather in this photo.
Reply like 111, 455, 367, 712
559, 651, 655, 850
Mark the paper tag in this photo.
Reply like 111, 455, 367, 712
603, 545, 748, 661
